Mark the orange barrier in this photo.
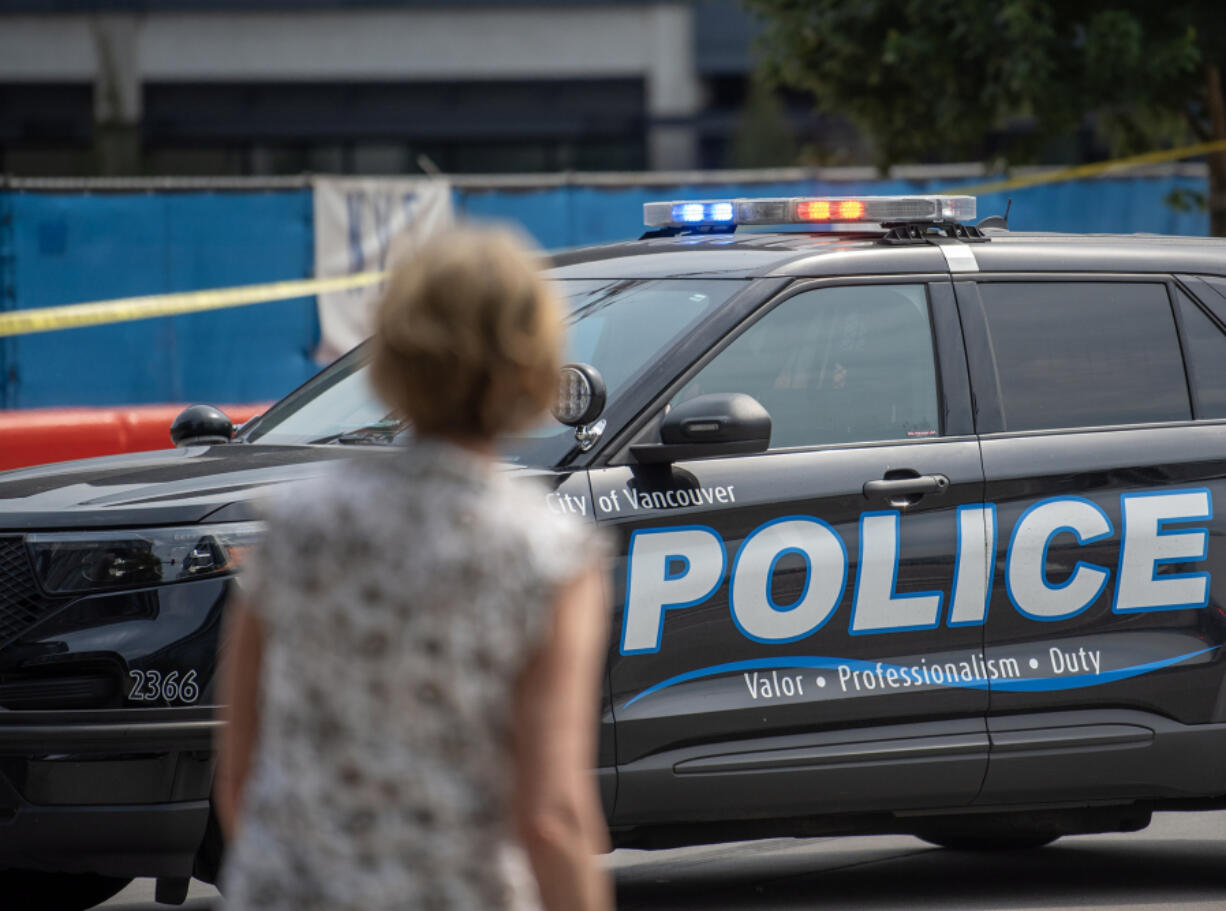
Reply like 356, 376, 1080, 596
0, 403, 270, 472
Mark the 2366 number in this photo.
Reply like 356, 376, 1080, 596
127, 669, 200, 704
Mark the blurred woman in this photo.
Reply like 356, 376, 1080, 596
214, 226, 613, 911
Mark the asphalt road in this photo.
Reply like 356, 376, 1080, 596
104, 810, 1226, 910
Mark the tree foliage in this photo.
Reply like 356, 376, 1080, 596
730, 73, 798, 168
744, 0, 1226, 230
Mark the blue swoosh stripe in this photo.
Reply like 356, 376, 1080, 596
620, 646, 1219, 708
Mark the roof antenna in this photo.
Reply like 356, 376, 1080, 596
977, 198, 1011, 231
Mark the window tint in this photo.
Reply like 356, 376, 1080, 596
672, 284, 940, 449
980, 282, 1190, 432
559, 279, 742, 406
1175, 288, 1226, 419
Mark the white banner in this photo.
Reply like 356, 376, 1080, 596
312, 176, 453, 363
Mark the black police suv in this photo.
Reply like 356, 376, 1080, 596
5, 194, 1226, 909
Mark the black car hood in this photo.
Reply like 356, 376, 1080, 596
0, 444, 380, 530
0, 443, 553, 531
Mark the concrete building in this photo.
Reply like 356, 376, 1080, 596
0, 0, 789, 176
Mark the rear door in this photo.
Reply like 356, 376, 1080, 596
595, 276, 991, 827
958, 276, 1226, 804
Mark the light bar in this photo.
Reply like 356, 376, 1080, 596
643, 196, 977, 229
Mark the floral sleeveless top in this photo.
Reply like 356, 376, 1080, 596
220, 438, 599, 911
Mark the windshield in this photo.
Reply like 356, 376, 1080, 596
243, 278, 749, 466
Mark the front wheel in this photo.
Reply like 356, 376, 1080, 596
0, 870, 132, 911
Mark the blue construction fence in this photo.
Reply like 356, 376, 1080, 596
0, 170, 1211, 409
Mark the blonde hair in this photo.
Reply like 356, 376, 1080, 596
370, 225, 562, 439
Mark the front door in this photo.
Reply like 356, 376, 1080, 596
598, 279, 990, 826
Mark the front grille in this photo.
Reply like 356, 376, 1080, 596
0, 536, 51, 647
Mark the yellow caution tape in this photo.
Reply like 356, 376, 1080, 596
0, 270, 387, 339
943, 138, 1226, 196
4, 138, 1225, 339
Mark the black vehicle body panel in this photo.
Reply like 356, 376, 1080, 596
0, 707, 216, 877
0, 446, 608, 876
595, 439, 991, 825
0, 445, 358, 530
6, 227, 1226, 878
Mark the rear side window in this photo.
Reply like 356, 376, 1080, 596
671, 283, 941, 449
979, 282, 1190, 432
1175, 288, 1226, 419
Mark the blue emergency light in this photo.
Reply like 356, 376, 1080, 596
674, 201, 735, 224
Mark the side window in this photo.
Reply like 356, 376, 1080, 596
979, 282, 1190, 432
1175, 288, 1226, 419
671, 284, 941, 449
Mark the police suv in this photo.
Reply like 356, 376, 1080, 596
4, 195, 1226, 908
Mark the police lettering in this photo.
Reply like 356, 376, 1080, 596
620, 490, 1212, 655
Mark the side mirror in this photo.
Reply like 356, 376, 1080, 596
170, 404, 235, 447
631, 393, 771, 464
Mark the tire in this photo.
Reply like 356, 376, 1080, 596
0, 870, 132, 911
917, 832, 1061, 851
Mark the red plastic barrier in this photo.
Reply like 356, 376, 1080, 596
0, 403, 270, 472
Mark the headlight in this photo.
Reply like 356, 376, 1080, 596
27, 521, 264, 594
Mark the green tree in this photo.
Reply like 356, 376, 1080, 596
744, 0, 1226, 234
730, 73, 798, 168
